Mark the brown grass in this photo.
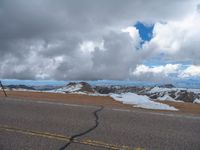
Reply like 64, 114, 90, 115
1, 90, 200, 115
156, 100, 200, 115
0, 90, 132, 109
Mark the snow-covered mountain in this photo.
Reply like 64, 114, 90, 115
95, 84, 200, 103
146, 86, 200, 103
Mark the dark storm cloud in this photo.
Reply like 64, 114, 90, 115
0, 0, 198, 80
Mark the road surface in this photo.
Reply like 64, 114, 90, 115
0, 97, 200, 150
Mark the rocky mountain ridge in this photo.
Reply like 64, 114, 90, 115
2, 82, 200, 103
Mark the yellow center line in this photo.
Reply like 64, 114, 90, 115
0, 124, 145, 150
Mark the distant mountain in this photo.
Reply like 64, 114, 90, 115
146, 86, 200, 103
158, 84, 175, 88
3, 82, 200, 103
32, 85, 62, 91
6, 85, 35, 90
2, 79, 200, 89
95, 84, 200, 103
49, 82, 95, 94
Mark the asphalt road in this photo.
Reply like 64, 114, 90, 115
0, 97, 200, 150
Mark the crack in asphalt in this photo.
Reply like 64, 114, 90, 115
59, 106, 104, 150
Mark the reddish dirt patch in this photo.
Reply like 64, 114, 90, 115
0, 91, 132, 109
156, 100, 200, 115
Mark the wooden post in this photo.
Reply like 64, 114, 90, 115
0, 81, 7, 97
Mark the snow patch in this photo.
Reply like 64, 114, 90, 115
159, 94, 176, 101
49, 83, 83, 93
110, 93, 178, 111
149, 87, 174, 93
158, 94, 183, 102
193, 98, 200, 104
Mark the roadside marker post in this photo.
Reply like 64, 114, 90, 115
0, 81, 7, 97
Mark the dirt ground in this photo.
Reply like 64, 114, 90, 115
0, 90, 200, 115
156, 100, 200, 115
0, 90, 133, 109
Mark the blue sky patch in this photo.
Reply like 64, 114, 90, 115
134, 21, 154, 41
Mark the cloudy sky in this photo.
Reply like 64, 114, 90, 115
0, 0, 200, 84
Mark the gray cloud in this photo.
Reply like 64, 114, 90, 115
197, 4, 200, 12
0, 0, 199, 80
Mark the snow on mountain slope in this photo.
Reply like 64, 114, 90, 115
49, 82, 95, 94
49, 83, 83, 93
158, 94, 176, 101
149, 87, 200, 94
148, 87, 174, 93
110, 93, 178, 111
193, 98, 200, 104
52, 83, 82, 93
147, 86, 200, 103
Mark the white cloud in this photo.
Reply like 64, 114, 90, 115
132, 64, 200, 81
80, 41, 105, 53
121, 27, 141, 45
143, 7, 200, 64
133, 64, 181, 76
179, 65, 200, 78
